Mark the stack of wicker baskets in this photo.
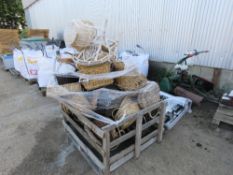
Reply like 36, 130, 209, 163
74, 42, 118, 90
71, 20, 97, 51
52, 19, 161, 135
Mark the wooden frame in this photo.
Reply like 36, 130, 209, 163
212, 105, 233, 126
62, 101, 165, 175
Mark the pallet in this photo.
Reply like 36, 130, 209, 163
38, 87, 47, 96
41, 87, 47, 97
8, 68, 20, 76
212, 105, 233, 126
22, 77, 37, 85
62, 101, 165, 175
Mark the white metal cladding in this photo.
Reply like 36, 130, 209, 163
26, 0, 233, 70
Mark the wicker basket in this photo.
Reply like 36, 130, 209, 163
71, 20, 97, 50
115, 74, 147, 91
0, 43, 11, 54
81, 79, 113, 90
113, 96, 140, 129
57, 57, 74, 64
112, 61, 124, 71
138, 83, 160, 109
77, 61, 113, 90
62, 82, 82, 92
77, 61, 111, 74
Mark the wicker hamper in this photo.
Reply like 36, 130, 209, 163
77, 61, 113, 90
115, 74, 147, 91
138, 83, 160, 109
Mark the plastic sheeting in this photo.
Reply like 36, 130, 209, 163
37, 47, 78, 87
120, 51, 149, 77
47, 81, 160, 125
160, 91, 192, 129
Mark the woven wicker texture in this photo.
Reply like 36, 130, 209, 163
114, 96, 140, 129
28, 29, 49, 38
0, 29, 19, 53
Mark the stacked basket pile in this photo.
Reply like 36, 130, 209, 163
48, 19, 161, 138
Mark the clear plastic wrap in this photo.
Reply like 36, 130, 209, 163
54, 66, 139, 82
47, 81, 160, 125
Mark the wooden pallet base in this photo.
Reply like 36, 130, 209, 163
61, 101, 165, 175
39, 87, 47, 96
63, 120, 159, 174
23, 77, 37, 85
8, 68, 20, 76
212, 106, 233, 126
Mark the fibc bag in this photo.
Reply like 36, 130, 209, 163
120, 51, 149, 77
13, 48, 43, 80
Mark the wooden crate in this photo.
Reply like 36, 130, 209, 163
0, 29, 19, 53
62, 101, 165, 175
28, 29, 49, 38
212, 104, 233, 126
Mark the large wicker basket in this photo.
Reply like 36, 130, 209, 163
113, 96, 140, 129
115, 74, 147, 91
138, 83, 160, 109
62, 82, 82, 92
71, 20, 97, 50
61, 83, 97, 110
77, 61, 113, 90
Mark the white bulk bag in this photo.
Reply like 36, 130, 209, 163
120, 51, 149, 77
13, 49, 43, 80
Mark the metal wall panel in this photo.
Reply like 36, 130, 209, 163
26, 0, 233, 70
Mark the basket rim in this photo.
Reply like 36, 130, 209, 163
76, 59, 111, 66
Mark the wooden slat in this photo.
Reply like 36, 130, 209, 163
110, 129, 158, 164
68, 135, 102, 175
110, 151, 134, 172
65, 104, 105, 138
158, 102, 165, 142
63, 121, 104, 169
217, 107, 233, 116
110, 117, 159, 148
135, 116, 142, 158
213, 111, 233, 125
63, 112, 104, 155
110, 137, 156, 172
102, 132, 110, 175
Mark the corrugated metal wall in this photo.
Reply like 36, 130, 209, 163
26, 0, 233, 70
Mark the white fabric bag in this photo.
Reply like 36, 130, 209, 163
37, 47, 77, 87
120, 51, 149, 77
13, 49, 43, 80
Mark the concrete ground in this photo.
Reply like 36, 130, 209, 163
0, 67, 233, 175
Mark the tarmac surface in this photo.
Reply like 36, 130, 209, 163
0, 67, 233, 175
